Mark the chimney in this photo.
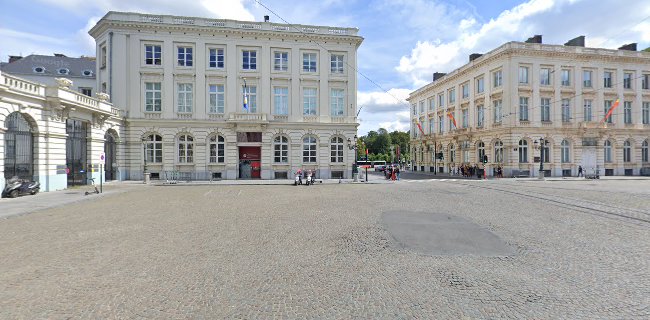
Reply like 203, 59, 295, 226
469, 53, 483, 62
8, 55, 23, 63
525, 35, 542, 44
264, 15, 270, 22
433, 72, 446, 82
564, 36, 585, 47
618, 43, 637, 51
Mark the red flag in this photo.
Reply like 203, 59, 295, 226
447, 111, 458, 129
601, 98, 620, 123
416, 120, 425, 135
366, 148, 369, 155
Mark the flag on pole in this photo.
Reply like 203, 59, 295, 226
415, 119, 425, 135
601, 98, 620, 123
242, 79, 249, 112
447, 111, 457, 129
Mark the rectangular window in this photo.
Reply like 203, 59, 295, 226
274, 87, 288, 115
518, 66, 529, 84
604, 100, 613, 123
643, 74, 650, 90
604, 71, 613, 88
624, 101, 632, 124
461, 83, 469, 98
583, 70, 592, 88
331, 89, 344, 116
101, 46, 107, 68
494, 99, 502, 123
177, 47, 193, 67
208, 84, 225, 114
540, 68, 551, 86
541, 98, 551, 121
561, 69, 570, 86
177, 83, 193, 113
493, 70, 502, 88
80, 88, 92, 97
429, 98, 435, 111
429, 118, 434, 134
303, 87, 317, 115
242, 50, 257, 70
331, 140, 343, 163
330, 54, 344, 73
583, 99, 592, 122
145, 82, 162, 112
462, 109, 468, 128
519, 97, 529, 121
643, 102, 650, 124
274, 51, 288, 71
624, 72, 633, 89
412, 104, 417, 115
438, 93, 444, 107
562, 99, 571, 123
438, 115, 444, 133
145, 45, 162, 65
449, 88, 456, 104
476, 77, 484, 93
243, 85, 257, 112
477, 105, 484, 127
419, 101, 424, 113
209, 48, 224, 68
303, 53, 317, 72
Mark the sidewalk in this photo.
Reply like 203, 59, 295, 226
401, 169, 650, 181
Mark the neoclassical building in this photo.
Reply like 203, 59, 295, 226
409, 36, 650, 177
0, 71, 123, 191
89, 11, 363, 180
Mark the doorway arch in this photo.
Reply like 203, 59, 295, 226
4, 112, 35, 180
104, 130, 117, 181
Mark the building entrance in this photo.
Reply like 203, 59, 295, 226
66, 119, 88, 186
4, 112, 34, 180
104, 131, 117, 181
238, 146, 261, 179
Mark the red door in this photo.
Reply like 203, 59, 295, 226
251, 161, 261, 178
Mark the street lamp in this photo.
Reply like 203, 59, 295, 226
534, 138, 548, 180
347, 135, 359, 182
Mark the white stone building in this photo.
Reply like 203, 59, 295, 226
89, 11, 363, 181
409, 36, 650, 177
0, 71, 123, 191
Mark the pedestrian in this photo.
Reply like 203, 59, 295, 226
395, 165, 400, 180
578, 165, 583, 177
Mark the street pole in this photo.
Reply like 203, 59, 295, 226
539, 138, 545, 180
100, 164, 103, 193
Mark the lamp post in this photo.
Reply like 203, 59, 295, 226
347, 135, 359, 182
534, 138, 548, 180
142, 137, 150, 184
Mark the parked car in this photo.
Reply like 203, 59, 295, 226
374, 165, 385, 172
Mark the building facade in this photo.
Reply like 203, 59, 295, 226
89, 12, 363, 180
1, 54, 97, 97
409, 38, 650, 177
0, 71, 123, 191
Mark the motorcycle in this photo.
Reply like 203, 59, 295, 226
304, 172, 313, 186
2, 177, 40, 198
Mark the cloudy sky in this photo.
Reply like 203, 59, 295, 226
1, 0, 649, 135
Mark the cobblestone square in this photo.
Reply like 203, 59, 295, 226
1, 179, 649, 318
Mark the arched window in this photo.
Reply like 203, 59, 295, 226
209, 135, 225, 163
178, 134, 194, 163
145, 134, 163, 163
623, 140, 632, 163
519, 139, 528, 163
477, 141, 485, 162
330, 136, 344, 163
273, 135, 289, 163
4, 112, 34, 179
449, 144, 456, 163
494, 140, 504, 163
303, 136, 317, 163
561, 139, 570, 163
604, 140, 612, 163
642, 140, 649, 163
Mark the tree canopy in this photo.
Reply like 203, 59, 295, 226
357, 129, 410, 162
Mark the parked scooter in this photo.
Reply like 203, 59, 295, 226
304, 171, 313, 186
2, 176, 40, 198
85, 178, 100, 195
294, 171, 303, 186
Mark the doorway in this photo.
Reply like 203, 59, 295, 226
66, 119, 88, 186
238, 146, 261, 179
104, 131, 117, 181
4, 112, 34, 180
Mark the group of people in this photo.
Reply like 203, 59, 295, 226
384, 164, 400, 181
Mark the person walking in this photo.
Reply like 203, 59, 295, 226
395, 165, 400, 180
578, 165, 583, 177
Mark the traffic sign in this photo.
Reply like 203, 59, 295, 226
99, 152, 106, 164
